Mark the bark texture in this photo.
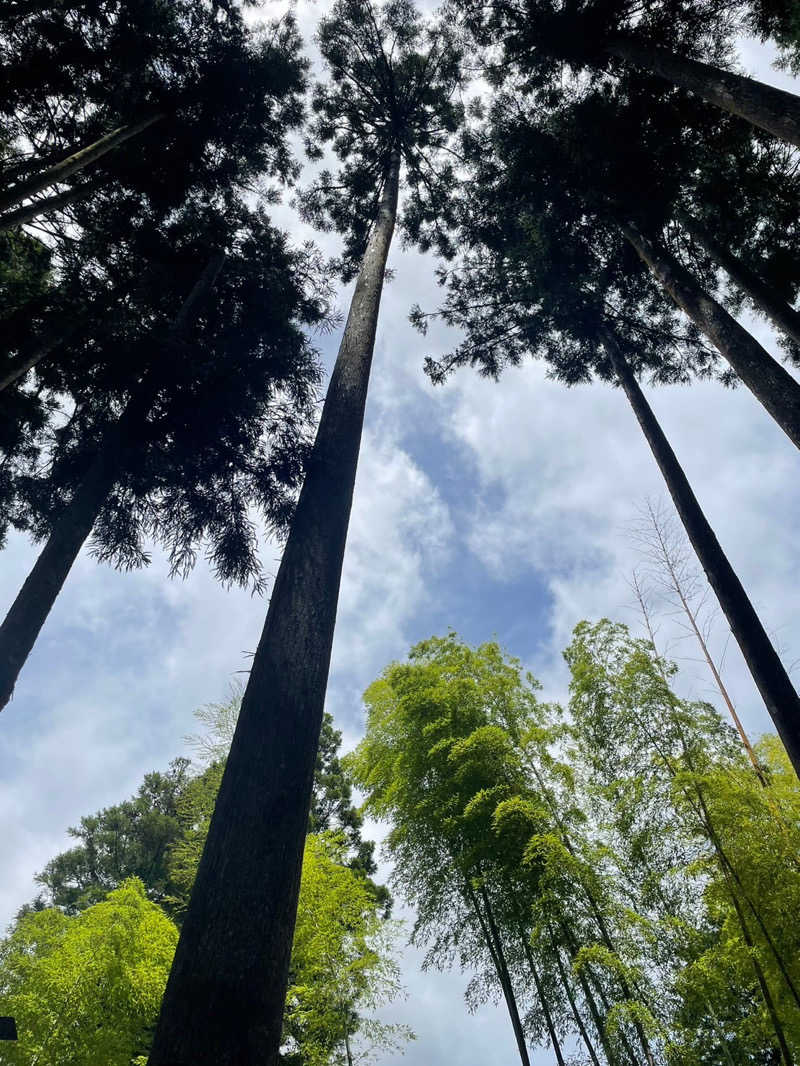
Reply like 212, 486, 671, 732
603, 326, 800, 779
606, 37, 800, 149
676, 207, 800, 353
620, 220, 800, 451
0, 114, 163, 214
0, 252, 224, 711
146, 151, 402, 1066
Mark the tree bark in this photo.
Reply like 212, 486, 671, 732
619, 219, 800, 451
602, 326, 800, 778
605, 36, 800, 149
0, 183, 94, 231
0, 114, 163, 214
676, 207, 800, 353
0, 253, 224, 711
146, 150, 402, 1066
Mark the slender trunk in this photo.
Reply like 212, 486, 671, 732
619, 219, 800, 450
550, 937, 603, 1066
470, 885, 531, 1066
519, 937, 566, 1066
523, 759, 649, 1063
559, 922, 635, 1066
344, 1031, 353, 1066
605, 36, 800, 149
0, 254, 224, 710
602, 325, 800, 778
0, 114, 163, 214
724, 862, 793, 1065
146, 150, 402, 1066
676, 207, 800, 353
0, 182, 94, 231
681, 742, 800, 1013
0, 329, 73, 392
636, 512, 766, 783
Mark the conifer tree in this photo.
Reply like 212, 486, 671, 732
148, 12, 463, 1060
0, 200, 327, 710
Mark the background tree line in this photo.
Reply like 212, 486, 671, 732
0, 693, 410, 1066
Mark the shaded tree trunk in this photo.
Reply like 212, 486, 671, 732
549, 937, 603, 1066
0, 328, 74, 392
0, 182, 95, 231
606, 37, 800, 149
619, 220, 800, 451
519, 937, 567, 1066
676, 207, 800, 352
0, 114, 163, 214
602, 325, 800, 778
146, 150, 402, 1066
467, 883, 531, 1066
0, 253, 224, 710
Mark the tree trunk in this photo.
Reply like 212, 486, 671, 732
468, 884, 531, 1066
0, 253, 224, 711
146, 150, 402, 1066
619, 220, 800, 450
0, 329, 73, 392
676, 207, 800, 352
550, 937, 603, 1066
519, 937, 567, 1066
0, 182, 94, 231
603, 326, 800, 778
0, 114, 163, 214
605, 36, 800, 149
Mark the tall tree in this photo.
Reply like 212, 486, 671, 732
412, 88, 800, 776
0, 201, 326, 710
449, 0, 800, 147
147, 6, 462, 1063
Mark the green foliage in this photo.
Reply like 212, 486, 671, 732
284, 833, 412, 1066
353, 624, 800, 1063
0, 879, 178, 1066
299, 0, 465, 277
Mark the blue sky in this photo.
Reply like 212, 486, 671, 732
2, 8, 800, 1066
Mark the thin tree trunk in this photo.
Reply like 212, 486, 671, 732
522, 758, 648, 1066
0, 253, 224, 710
620, 592, 800, 1037
146, 150, 402, 1066
344, 1031, 353, 1066
559, 921, 637, 1066
602, 325, 800, 778
721, 858, 793, 1064
676, 207, 800, 352
0, 114, 163, 214
0, 329, 73, 392
605, 36, 800, 149
0, 182, 94, 231
618, 219, 800, 450
519, 937, 567, 1066
550, 937, 603, 1066
632, 513, 766, 782
470, 884, 531, 1066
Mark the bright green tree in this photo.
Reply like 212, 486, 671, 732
284, 833, 411, 1066
0, 879, 178, 1066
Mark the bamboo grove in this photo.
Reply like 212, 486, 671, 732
1, 0, 800, 1064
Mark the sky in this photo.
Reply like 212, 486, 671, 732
1, 7, 800, 1066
